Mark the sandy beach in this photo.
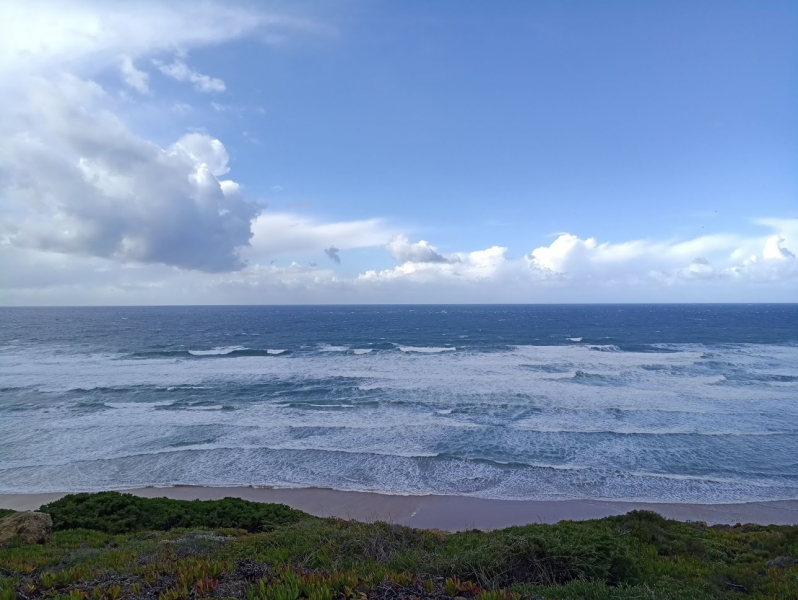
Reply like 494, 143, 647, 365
3, 486, 798, 530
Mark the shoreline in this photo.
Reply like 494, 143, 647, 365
2, 486, 798, 530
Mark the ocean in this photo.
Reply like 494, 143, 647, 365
1, 304, 797, 503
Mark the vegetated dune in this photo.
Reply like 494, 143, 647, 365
1, 492, 797, 600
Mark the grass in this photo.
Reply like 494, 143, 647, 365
1, 492, 797, 599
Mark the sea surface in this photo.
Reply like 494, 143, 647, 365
1, 305, 797, 503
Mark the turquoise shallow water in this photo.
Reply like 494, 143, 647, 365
1, 304, 797, 502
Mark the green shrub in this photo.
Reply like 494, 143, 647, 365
429, 521, 637, 588
39, 492, 308, 534
3, 493, 797, 598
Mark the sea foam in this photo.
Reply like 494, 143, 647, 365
1, 305, 797, 502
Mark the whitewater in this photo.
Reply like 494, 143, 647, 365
1, 304, 796, 503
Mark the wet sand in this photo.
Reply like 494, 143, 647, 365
2, 487, 798, 530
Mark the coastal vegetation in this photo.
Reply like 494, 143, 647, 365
1, 492, 797, 600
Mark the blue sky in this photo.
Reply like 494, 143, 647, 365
0, 0, 796, 304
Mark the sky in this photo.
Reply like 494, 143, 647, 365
0, 0, 796, 305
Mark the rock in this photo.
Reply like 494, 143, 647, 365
235, 558, 268, 581
0, 511, 53, 546
765, 556, 798, 569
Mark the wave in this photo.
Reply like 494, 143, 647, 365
718, 373, 798, 384
510, 425, 792, 436
103, 401, 173, 409
519, 363, 572, 373
568, 370, 621, 385
350, 349, 373, 355
128, 350, 193, 359
277, 400, 381, 410
4, 441, 798, 502
228, 348, 290, 357
369, 342, 398, 350
568, 337, 583, 342
0, 446, 788, 492
155, 402, 235, 412
399, 346, 456, 353
318, 344, 348, 352
625, 470, 780, 487
130, 348, 290, 359
433, 454, 592, 472
188, 346, 246, 356
588, 345, 622, 352
188, 346, 290, 357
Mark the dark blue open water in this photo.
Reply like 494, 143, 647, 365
1, 304, 797, 502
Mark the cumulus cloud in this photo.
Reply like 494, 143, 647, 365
526, 233, 747, 276
386, 234, 454, 263
357, 223, 797, 297
119, 56, 150, 94
0, 75, 258, 271
360, 245, 508, 284
0, 0, 349, 277
154, 56, 226, 93
173, 132, 231, 176
527, 228, 797, 284
324, 246, 341, 264
763, 235, 796, 260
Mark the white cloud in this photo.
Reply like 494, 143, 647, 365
0, 0, 346, 278
526, 232, 749, 276
386, 234, 454, 263
119, 56, 150, 94
0, 75, 258, 272
0, 1, 322, 79
3, 221, 797, 305
763, 235, 795, 260
526, 227, 797, 285
360, 245, 508, 284
173, 132, 230, 177
154, 57, 226, 93
354, 222, 797, 300
245, 213, 395, 259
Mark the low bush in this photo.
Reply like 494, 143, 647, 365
39, 492, 306, 534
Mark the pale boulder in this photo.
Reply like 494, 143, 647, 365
0, 511, 53, 546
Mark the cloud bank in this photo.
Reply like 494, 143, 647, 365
2, 220, 796, 305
